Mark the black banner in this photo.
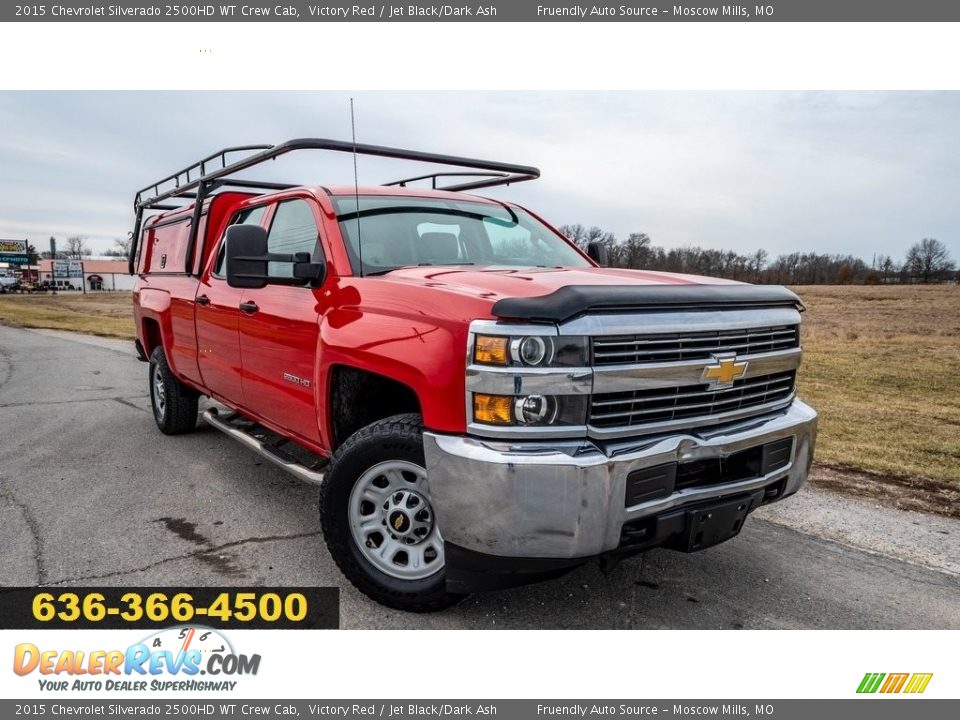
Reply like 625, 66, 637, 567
0, 587, 339, 630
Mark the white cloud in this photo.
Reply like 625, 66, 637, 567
0, 91, 956, 264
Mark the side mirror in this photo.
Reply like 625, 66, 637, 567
291, 252, 326, 284
586, 241, 609, 267
225, 224, 270, 289
225, 224, 325, 288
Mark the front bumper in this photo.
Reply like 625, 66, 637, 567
425, 399, 817, 584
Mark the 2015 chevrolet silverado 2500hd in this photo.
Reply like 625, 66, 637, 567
130, 139, 817, 612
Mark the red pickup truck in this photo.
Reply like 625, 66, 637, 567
131, 139, 817, 611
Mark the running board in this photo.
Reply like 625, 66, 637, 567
202, 407, 327, 486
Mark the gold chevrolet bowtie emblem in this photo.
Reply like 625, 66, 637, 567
702, 357, 749, 387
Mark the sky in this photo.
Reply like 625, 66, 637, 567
0, 91, 957, 263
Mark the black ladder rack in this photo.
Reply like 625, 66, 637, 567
129, 137, 541, 275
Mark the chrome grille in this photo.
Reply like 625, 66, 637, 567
592, 325, 799, 366
589, 371, 796, 429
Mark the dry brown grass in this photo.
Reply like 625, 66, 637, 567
1, 285, 958, 487
794, 285, 960, 485
0, 293, 134, 339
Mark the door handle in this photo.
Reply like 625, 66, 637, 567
239, 301, 259, 314
196, 294, 210, 306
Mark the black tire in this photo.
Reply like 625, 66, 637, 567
319, 413, 464, 613
148, 346, 199, 435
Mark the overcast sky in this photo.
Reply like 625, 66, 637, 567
0, 91, 957, 262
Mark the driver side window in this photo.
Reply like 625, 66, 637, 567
266, 199, 321, 278
213, 205, 266, 276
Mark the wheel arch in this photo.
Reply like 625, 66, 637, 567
326, 364, 423, 450
140, 316, 163, 357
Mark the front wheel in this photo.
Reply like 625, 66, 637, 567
319, 414, 464, 612
148, 346, 199, 435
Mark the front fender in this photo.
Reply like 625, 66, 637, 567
317, 307, 470, 439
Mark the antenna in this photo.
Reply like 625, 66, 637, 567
350, 98, 364, 276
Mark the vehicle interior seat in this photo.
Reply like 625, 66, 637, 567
418, 232, 461, 264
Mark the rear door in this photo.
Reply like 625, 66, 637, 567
237, 198, 325, 445
195, 205, 267, 405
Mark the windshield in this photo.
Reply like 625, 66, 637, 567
333, 195, 590, 276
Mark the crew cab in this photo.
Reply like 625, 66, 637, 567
130, 139, 817, 611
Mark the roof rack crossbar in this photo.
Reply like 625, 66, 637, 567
134, 144, 274, 211
130, 137, 540, 275
137, 179, 302, 211
384, 171, 510, 190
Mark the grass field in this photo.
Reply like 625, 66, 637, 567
794, 285, 960, 488
1, 286, 958, 490
0, 293, 134, 339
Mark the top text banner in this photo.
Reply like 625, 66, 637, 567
6, 1, 960, 22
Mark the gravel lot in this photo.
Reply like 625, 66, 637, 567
1, 325, 957, 629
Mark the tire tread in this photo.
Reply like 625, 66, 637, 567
149, 346, 199, 435
319, 413, 463, 613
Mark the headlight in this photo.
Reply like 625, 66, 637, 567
472, 393, 587, 427
511, 336, 552, 366
514, 394, 557, 424
473, 334, 587, 367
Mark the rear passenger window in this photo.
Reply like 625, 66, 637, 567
266, 200, 320, 278
213, 205, 267, 276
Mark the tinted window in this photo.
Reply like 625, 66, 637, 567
267, 200, 320, 278
213, 205, 267, 276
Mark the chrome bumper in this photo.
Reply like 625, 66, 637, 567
424, 399, 817, 559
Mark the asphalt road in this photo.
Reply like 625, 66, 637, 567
1, 325, 957, 629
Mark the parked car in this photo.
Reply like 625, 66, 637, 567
131, 139, 817, 611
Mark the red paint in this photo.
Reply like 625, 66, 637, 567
134, 186, 724, 456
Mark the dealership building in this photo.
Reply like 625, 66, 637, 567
38, 258, 135, 291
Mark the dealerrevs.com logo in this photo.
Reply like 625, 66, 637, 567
13, 626, 260, 692
857, 673, 933, 694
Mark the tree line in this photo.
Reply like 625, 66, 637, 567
560, 225, 957, 285
24, 235, 132, 262
15, 228, 958, 285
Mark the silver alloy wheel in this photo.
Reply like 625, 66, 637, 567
348, 460, 444, 580
151, 365, 166, 421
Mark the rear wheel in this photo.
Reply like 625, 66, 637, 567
148, 346, 199, 435
319, 413, 463, 612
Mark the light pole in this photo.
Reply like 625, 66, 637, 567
49, 237, 57, 296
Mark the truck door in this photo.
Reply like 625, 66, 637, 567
195, 205, 267, 406
237, 198, 325, 445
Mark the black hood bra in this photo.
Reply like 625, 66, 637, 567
491, 284, 805, 323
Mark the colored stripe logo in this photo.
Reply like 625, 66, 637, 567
857, 672, 933, 694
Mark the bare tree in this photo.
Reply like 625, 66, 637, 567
620, 232, 653, 269
558, 224, 616, 252
65, 235, 91, 258
876, 254, 898, 283
905, 238, 954, 283
749, 249, 769, 282
113, 235, 132, 257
